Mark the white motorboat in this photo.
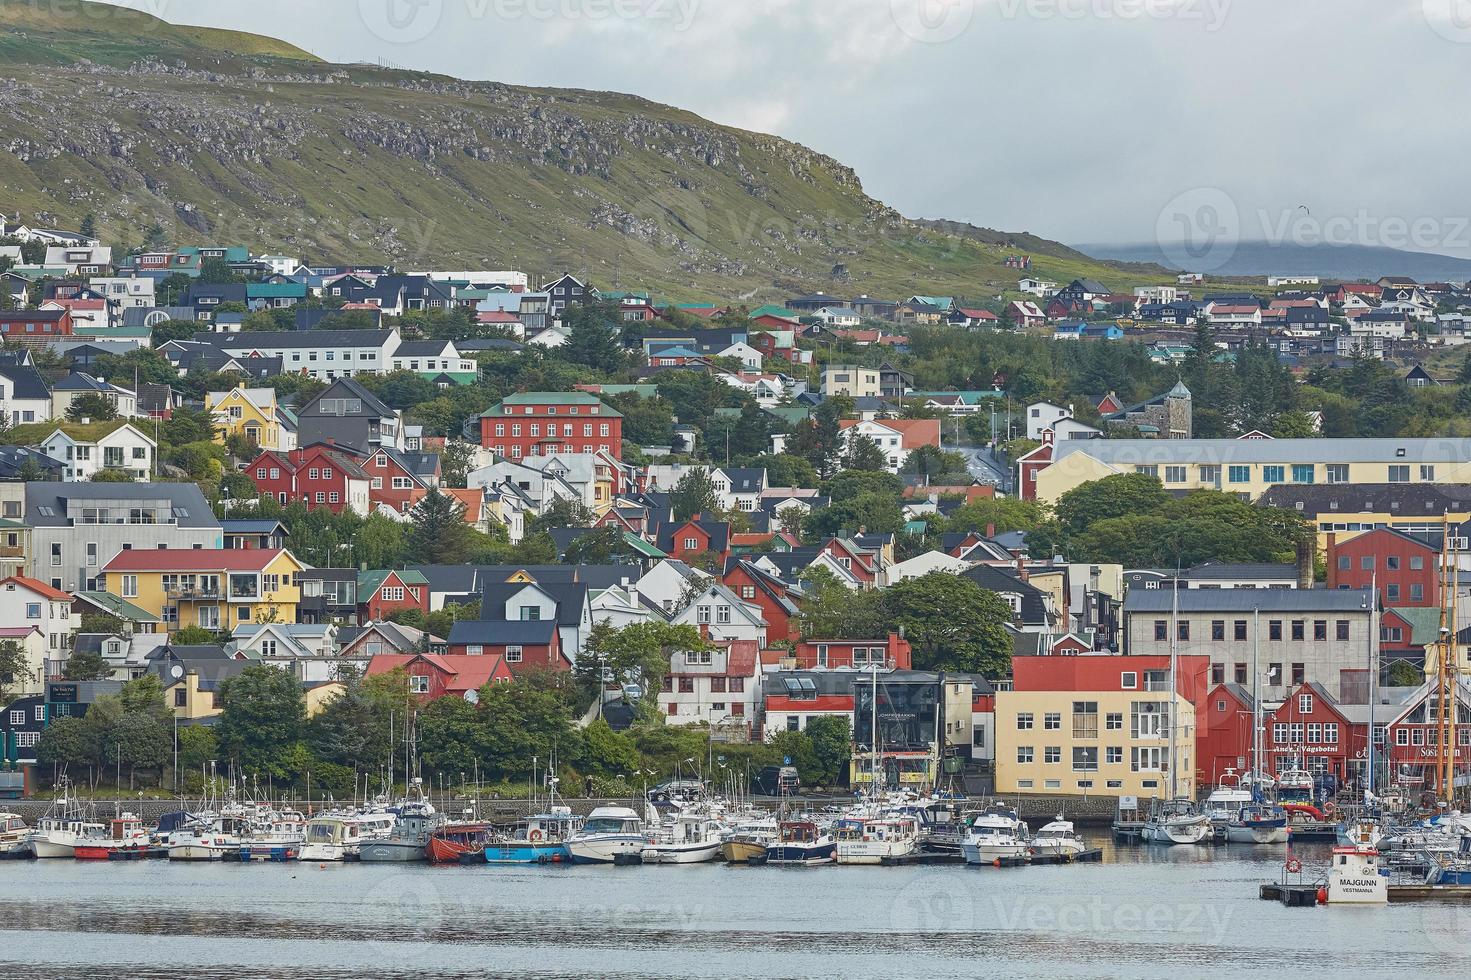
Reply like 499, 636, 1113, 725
764, 819, 836, 866
167, 815, 248, 861
299, 816, 366, 862
0, 813, 28, 851
961, 808, 1030, 864
1029, 819, 1087, 857
24, 787, 104, 859
1140, 798, 1211, 845
566, 806, 647, 864
1224, 803, 1290, 845
641, 810, 724, 864
1325, 842, 1388, 904
1203, 781, 1253, 828
835, 815, 921, 865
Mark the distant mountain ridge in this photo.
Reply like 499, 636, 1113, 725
1077, 240, 1471, 283
0, 0, 1163, 301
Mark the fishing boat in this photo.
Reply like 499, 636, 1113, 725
834, 815, 920, 865
719, 817, 779, 863
25, 790, 104, 859
361, 787, 442, 863
1140, 798, 1212, 845
641, 809, 725, 864
299, 816, 366, 862
961, 808, 1029, 864
1325, 841, 1388, 904
764, 819, 836, 866
168, 813, 250, 861
1029, 819, 1087, 858
566, 806, 647, 864
73, 815, 159, 861
426, 821, 495, 864
1224, 802, 1290, 845
484, 808, 580, 865
0, 813, 28, 852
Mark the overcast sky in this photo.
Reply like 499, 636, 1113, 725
104, 0, 1471, 254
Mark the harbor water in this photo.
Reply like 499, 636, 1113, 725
0, 839, 1464, 978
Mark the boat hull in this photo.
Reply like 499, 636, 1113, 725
359, 841, 427, 863
962, 841, 1028, 864
1029, 839, 1087, 858
1141, 821, 1211, 845
27, 837, 77, 859
299, 843, 358, 863
721, 839, 769, 863
764, 843, 836, 866
567, 834, 646, 864
1225, 822, 1289, 845
168, 841, 240, 862
835, 840, 919, 865
483, 843, 571, 865
641, 841, 721, 864
235, 844, 301, 862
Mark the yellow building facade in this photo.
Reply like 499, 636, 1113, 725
993, 689, 1196, 800
207, 385, 296, 451
100, 549, 304, 633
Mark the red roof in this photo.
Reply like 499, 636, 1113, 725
957, 308, 997, 319
102, 549, 290, 573
477, 311, 523, 323
365, 653, 509, 693
885, 418, 942, 449
0, 576, 71, 601
724, 640, 759, 676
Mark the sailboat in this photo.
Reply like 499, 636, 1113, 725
1141, 577, 1211, 845
1225, 609, 1289, 845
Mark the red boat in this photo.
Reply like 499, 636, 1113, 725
74, 815, 161, 860
426, 822, 494, 864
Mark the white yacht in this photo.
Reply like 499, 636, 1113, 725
1203, 781, 1253, 828
641, 810, 724, 864
1224, 803, 1290, 845
168, 814, 249, 861
961, 808, 1030, 864
1141, 798, 1212, 845
25, 788, 104, 860
299, 816, 366, 862
1029, 819, 1087, 857
0, 813, 28, 852
567, 806, 647, 864
835, 815, 921, 864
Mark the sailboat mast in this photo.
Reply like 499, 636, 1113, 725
1252, 606, 1261, 798
871, 660, 879, 799
1438, 517, 1456, 802
1169, 573, 1179, 801
1366, 572, 1377, 804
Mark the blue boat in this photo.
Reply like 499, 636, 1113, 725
483, 807, 580, 865
764, 820, 836, 866
1426, 836, 1471, 885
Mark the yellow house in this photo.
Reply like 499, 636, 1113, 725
207, 384, 298, 452
100, 548, 304, 633
1035, 437, 1471, 505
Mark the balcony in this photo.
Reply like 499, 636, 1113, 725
165, 586, 222, 601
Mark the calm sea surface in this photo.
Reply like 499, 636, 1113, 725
0, 838, 1464, 979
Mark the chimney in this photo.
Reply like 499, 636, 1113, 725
986, 523, 996, 539
1016, 556, 1029, 583
1296, 537, 1316, 590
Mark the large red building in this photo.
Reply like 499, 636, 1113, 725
1199, 682, 1369, 788
722, 559, 802, 643
477, 392, 623, 460
247, 444, 370, 514
0, 309, 73, 347
788, 633, 913, 670
1326, 528, 1440, 608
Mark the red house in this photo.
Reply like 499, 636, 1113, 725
477, 391, 623, 460
656, 518, 730, 566
365, 652, 512, 703
248, 444, 371, 514
358, 447, 433, 516
818, 537, 882, 588
0, 309, 73, 347
1262, 683, 1361, 784
444, 619, 567, 674
357, 569, 429, 624
1326, 529, 1440, 607
722, 559, 802, 643
1383, 682, 1471, 792
790, 633, 912, 670
1015, 429, 1056, 501
1198, 682, 1256, 785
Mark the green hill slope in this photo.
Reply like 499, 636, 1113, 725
0, 1, 1163, 302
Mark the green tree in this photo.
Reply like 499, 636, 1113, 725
406, 491, 469, 565
559, 302, 627, 373
37, 715, 98, 778
844, 433, 888, 472
1054, 472, 1170, 540
576, 622, 707, 708
177, 726, 218, 771
878, 573, 1013, 676
215, 665, 306, 778
62, 647, 113, 681
804, 715, 852, 787
172, 626, 220, 645
79, 214, 97, 239
526, 496, 597, 535
671, 468, 719, 521
795, 567, 883, 640
440, 442, 474, 489
354, 514, 406, 570
198, 258, 242, 284
64, 392, 119, 423
748, 453, 818, 489
0, 640, 33, 704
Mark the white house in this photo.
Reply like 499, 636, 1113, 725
44, 245, 112, 275
0, 575, 78, 667
1018, 279, 1058, 298
589, 585, 662, 630
661, 638, 762, 729
814, 307, 861, 327
50, 373, 139, 421
209, 329, 401, 381
468, 455, 599, 513
1025, 402, 1073, 441
886, 551, 972, 584
41, 422, 155, 481
257, 254, 304, 277
717, 342, 764, 372
89, 276, 156, 313
0, 364, 53, 426
636, 559, 709, 618
230, 622, 340, 682
714, 467, 767, 513
671, 583, 767, 645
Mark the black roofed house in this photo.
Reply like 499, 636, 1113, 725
147, 643, 246, 720
446, 618, 563, 674
296, 377, 404, 453
542, 274, 596, 315
478, 578, 592, 662
0, 362, 52, 426
181, 282, 248, 320
962, 563, 1057, 631
205, 328, 401, 381
1405, 364, 1440, 388
296, 569, 358, 625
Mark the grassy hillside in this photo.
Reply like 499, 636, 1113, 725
0, 1, 1165, 303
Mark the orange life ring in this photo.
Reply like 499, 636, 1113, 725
1286, 857, 1302, 874
529, 830, 543, 842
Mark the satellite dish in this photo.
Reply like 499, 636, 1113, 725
169, 664, 184, 679
463, 689, 479, 705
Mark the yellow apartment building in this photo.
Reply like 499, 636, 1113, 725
100, 548, 304, 633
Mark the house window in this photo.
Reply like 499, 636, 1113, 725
1016, 746, 1034, 764
1211, 663, 1224, 685
678, 677, 695, 693
1298, 693, 1313, 714
520, 606, 541, 621
1234, 620, 1247, 641
506, 646, 523, 663
1388, 465, 1410, 483
1016, 712, 1033, 730
1326, 464, 1349, 483
1120, 671, 1137, 689
1269, 620, 1283, 641
1211, 620, 1225, 641
1292, 663, 1305, 685
1177, 621, 1190, 641
1263, 465, 1285, 483
1072, 747, 1098, 772
1291, 621, 1305, 641
408, 675, 430, 694
24, 603, 39, 619
121, 575, 138, 598
1105, 712, 1123, 731
1228, 465, 1250, 484
1313, 621, 1327, 641
1153, 621, 1167, 641
1106, 746, 1123, 765
1044, 712, 1061, 731
1291, 465, 1314, 484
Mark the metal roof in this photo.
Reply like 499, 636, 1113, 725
1124, 588, 1373, 613
1053, 438, 1471, 466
